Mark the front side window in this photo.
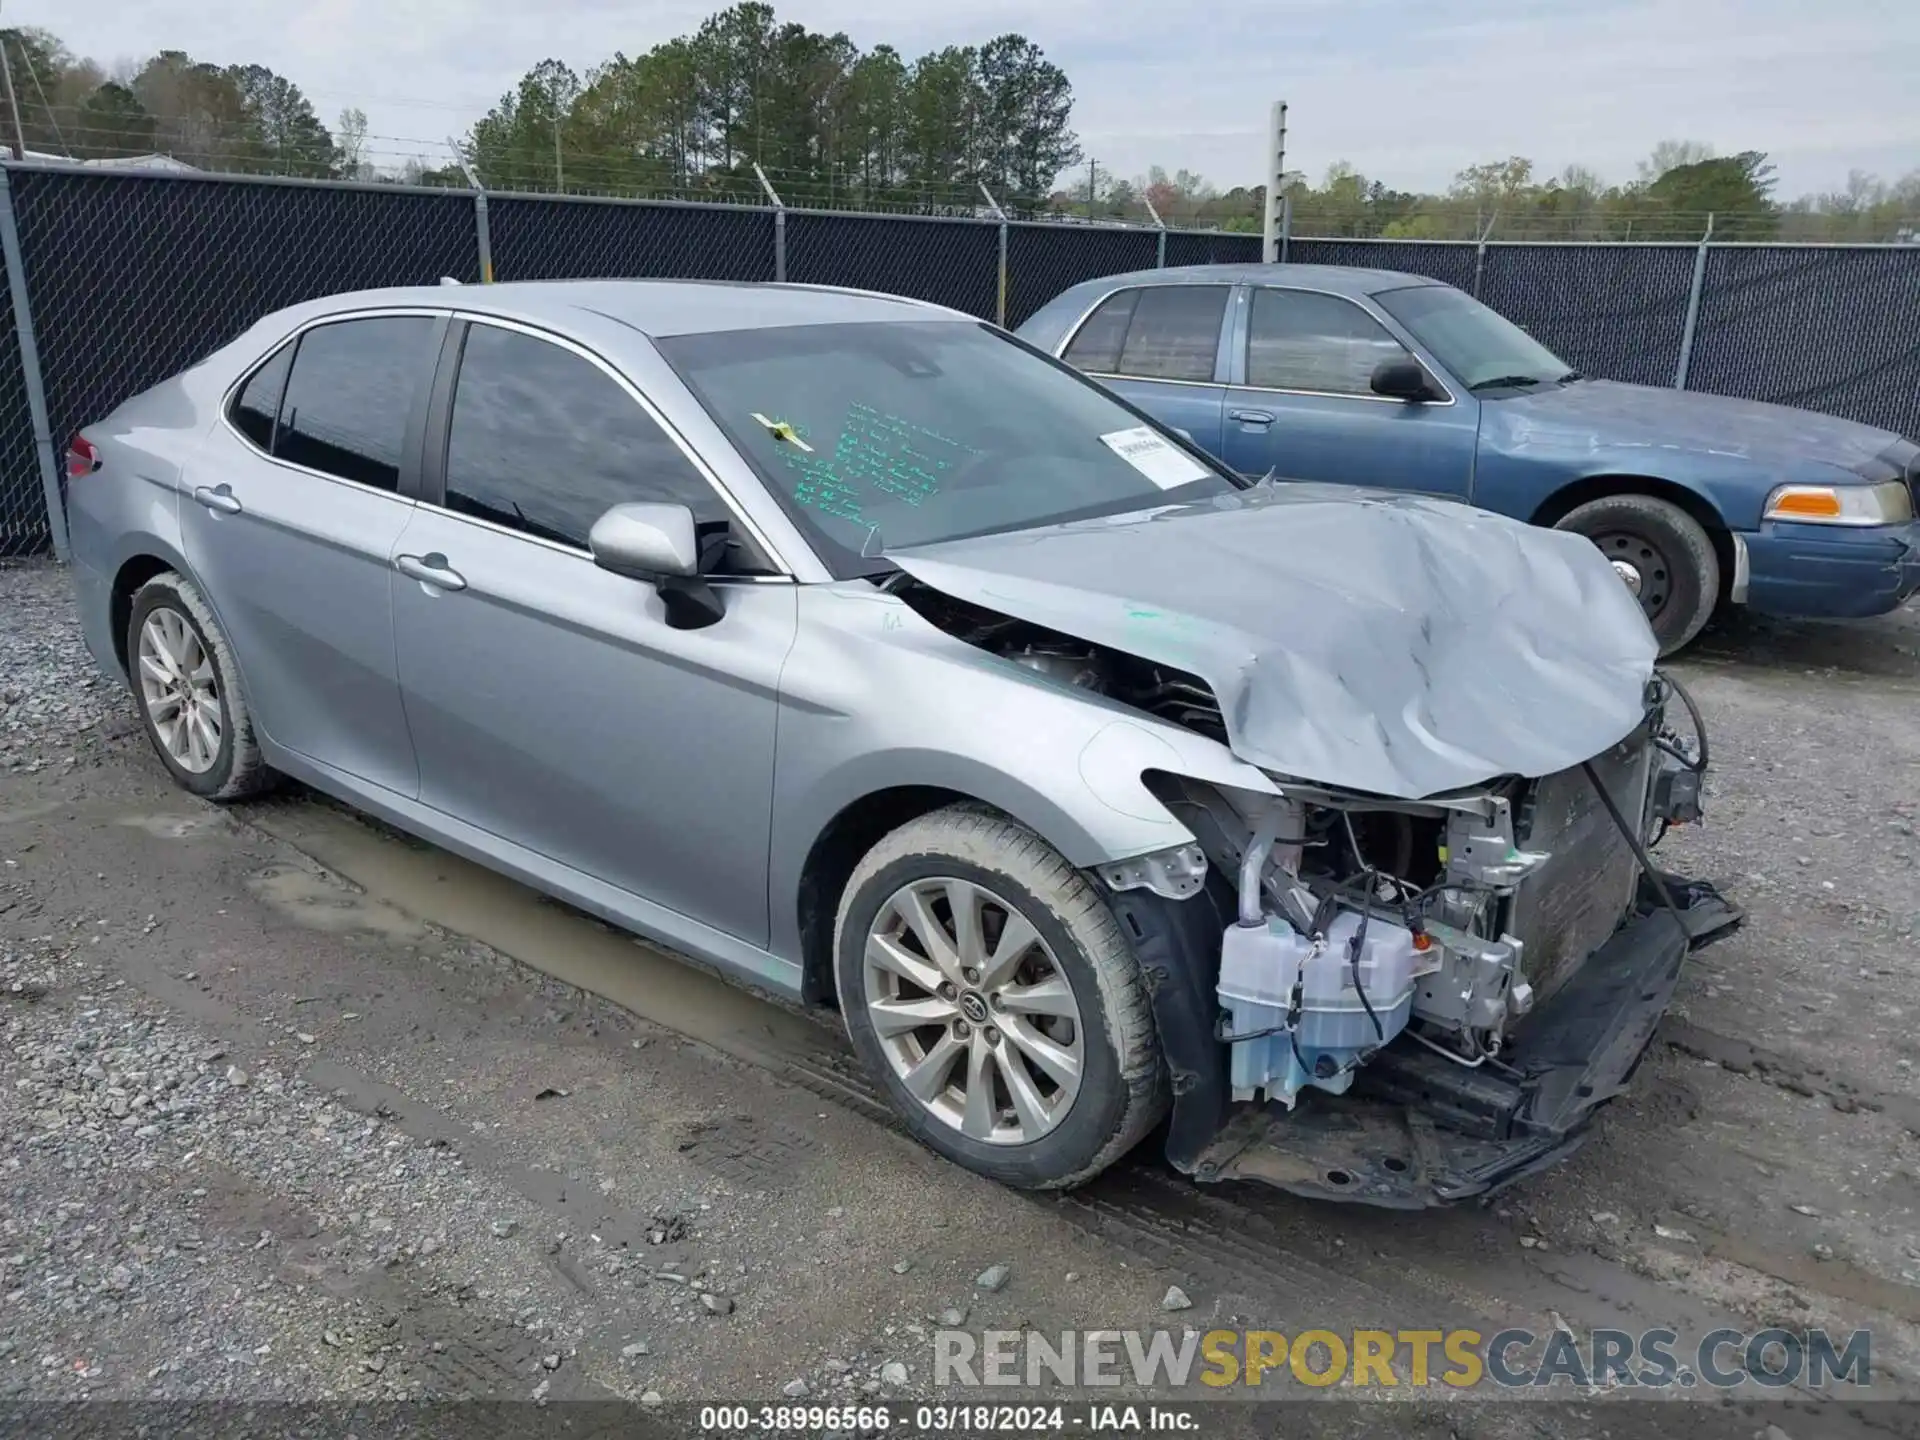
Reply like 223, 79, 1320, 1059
1246, 288, 1412, 396
1062, 285, 1229, 383
1374, 283, 1573, 391
657, 319, 1238, 577
443, 323, 734, 555
275, 316, 438, 490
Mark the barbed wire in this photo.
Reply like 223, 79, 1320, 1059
11, 111, 1919, 242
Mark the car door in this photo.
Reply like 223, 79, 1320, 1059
388, 317, 796, 947
1059, 284, 1231, 456
1222, 286, 1478, 499
180, 311, 443, 798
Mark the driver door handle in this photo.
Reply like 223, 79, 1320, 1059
192, 484, 242, 514
1230, 409, 1275, 427
395, 553, 467, 591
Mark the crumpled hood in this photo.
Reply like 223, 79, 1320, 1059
1492, 379, 1910, 480
891, 484, 1657, 800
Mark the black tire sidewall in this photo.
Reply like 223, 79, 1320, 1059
127, 581, 238, 799
1558, 496, 1718, 654
836, 850, 1129, 1189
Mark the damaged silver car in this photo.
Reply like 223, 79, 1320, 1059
66, 280, 1739, 1206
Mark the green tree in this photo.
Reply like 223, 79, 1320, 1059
225, 64, 336, 176
75, 82, 156, 159
972, 34, 1078, 208
131, 50, 254, 167
470, 58, 581, 191
1645, 151, 1778, 238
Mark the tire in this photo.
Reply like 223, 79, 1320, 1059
126, 571, 277, 801
1554, 493, 1721, 656
834, 804, 1167, 1190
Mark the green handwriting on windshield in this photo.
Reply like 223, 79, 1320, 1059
766, 402, 981, 527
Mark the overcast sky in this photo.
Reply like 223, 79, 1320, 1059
20, 0, 1920, 197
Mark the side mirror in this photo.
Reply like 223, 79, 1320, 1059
1370, 356, 1442, 403
589, 502, 699, 580
588, 501, 724, 631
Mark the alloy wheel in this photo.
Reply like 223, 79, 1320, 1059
137, 607, 223, 774
863, 876, 1085, 1145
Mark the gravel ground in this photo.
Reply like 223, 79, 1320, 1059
3, 556, 1919, 1432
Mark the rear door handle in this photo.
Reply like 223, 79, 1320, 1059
1230, 409, 1275, 427
192, 484, 242, 514
395, 553, 467, 592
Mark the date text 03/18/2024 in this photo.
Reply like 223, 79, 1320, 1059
696, 1405, 1200, 1433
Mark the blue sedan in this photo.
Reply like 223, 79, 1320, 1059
1018, 263, 1920, 653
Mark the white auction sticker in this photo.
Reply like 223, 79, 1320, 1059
1099, 426, 1211, 489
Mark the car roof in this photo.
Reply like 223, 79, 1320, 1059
294, 278, 971, 338
1060, 263, 1440, 297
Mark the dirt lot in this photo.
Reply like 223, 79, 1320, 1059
2, 558, 1918, 1434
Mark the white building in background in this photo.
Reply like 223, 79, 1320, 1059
17, 150, 201, 174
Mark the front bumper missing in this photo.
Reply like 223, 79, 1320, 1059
1137, 871, 1742, 1209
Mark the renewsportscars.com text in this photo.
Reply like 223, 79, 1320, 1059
934, 1326, 1872, 1391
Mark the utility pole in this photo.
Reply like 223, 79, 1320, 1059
553, 114, 563, 192
0, 18, 27, 163
1087, 158, 1097, 221
1261, 100, 1288, 264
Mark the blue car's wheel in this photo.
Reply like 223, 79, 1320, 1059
1555, 494, 1720, 655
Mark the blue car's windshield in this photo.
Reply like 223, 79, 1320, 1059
1375, 284, 1575, 392
656, 320, 1238, 577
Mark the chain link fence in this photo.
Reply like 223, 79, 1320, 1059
1689, 245, 1920, 437
787, 212, 1000, 319
0, 163, 1916, 559
0, 224, 40, 556
488, 194, 774, 282
1006, 223, 1159, 327
1477, 244, 1699, 389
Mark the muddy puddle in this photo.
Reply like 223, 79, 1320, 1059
243, 800, 838, 1074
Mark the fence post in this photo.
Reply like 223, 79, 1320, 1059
0, 167, 66, 561
754, 164, 786, 283
1143, 194, 1168, 268
472, 192, 494, 284
451, 145, 492, 284
1472, 210, 1498, 299
978, 184, 1011, 326
1673, 212, 1715, 390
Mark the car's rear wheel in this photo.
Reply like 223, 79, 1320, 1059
1554, 493, 1721, 656
834, 805, 1166, 1190
127, 572, 276, 801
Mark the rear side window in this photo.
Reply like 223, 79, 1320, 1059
230, 343, 292, 451
274, 316, 438, 491
1246, 288, 1411, 395
1061, 290, 1138, 373
442, 323, 730, 552
1061, 285, 1228, 383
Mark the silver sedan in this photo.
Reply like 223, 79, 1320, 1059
64, 280, 1735, 1205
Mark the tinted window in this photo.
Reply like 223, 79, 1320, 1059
1061, 289, 1139, 373
444, 323, 727, 552
1375, 283, 1571, 391
230, 342, 292, 451
657, 320, 1236, 579
1246, 289, 1410, 395
1119, 286, 1229, 381
275, 317, 437, 490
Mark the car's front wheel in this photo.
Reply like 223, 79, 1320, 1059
1554, 493, 1721, 656
126, 571, 277, 801
834, 805, 1167, 1190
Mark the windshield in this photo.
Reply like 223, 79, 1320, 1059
1375, 284, 1573, 392
655, 320, 1237, 576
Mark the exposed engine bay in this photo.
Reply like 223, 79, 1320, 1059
899, 575, 1740, 1205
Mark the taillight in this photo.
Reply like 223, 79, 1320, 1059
66, 434, 99, 480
